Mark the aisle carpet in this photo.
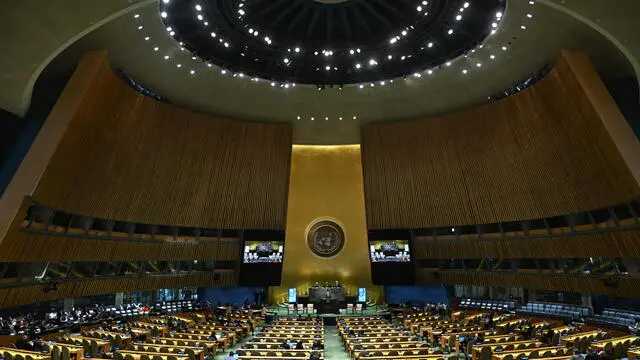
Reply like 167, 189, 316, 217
215, 323, 352, 359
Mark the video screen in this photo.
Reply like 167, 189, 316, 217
288, 288, 297, 303
243, 241, 283, 263
358, 288, 367, 303
370, 240, 410, 262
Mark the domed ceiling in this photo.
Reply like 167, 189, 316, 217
0, 0, 638, 144
158, 0, 505, 85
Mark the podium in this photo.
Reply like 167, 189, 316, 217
309, 286, 345, 314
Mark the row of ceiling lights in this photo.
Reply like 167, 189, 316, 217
295, 116, 358, 121
158, 0, 500, 72
133, 0, 536, 104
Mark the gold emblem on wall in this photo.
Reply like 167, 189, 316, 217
306, 219, 345, 258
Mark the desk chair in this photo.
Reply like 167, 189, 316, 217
297, 303, 305, 314
288, 303, 295, 315
61, 347, 70, 360
355, 303, 363, 314
307, 304, 315, 314
347, 304, 354, 314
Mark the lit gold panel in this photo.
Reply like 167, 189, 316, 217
270, 145, 382, 303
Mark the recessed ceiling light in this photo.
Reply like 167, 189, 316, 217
177, 64, 182, 68
134, 14, 140, 18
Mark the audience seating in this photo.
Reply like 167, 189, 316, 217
593, 308, 640, 327
459, 299, 516, 312
518, 302, 590, 319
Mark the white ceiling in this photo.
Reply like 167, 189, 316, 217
0, 0, 637, 144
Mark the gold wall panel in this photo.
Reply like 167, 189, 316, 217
361, 51, 640, 229
270, 145, 382, 303
30, 52, 292, 230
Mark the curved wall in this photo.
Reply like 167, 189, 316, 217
362, 51, 640, 229
30, 52, 292, 230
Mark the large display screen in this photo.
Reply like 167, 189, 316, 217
288, 288, 297, 303
358, 288, 367, 303
243, 241, 283, 263
369, 240, 411, 262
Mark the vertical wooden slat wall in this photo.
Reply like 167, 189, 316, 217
416, 270, 640, 298
0, 272, 238, 309
31, 53, 292, 230
361, 52, 640, 229
412, 229, 640, 259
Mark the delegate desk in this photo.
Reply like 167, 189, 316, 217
151, 337, 226, 352
353, 354, 445, 360
590, 335, 640, 352
471, 340, 544, 360
481, 334, 522, 344
51, 343, 85, 360
560, 330, 606, 347
116, 350, 190, 360
629, 349, 640, 360
168, 333, 234, 347
490, 345, 566, 360
0, 347, 51, 360
131, 322, 169, 337
236, 350, 322, 358
435, 330, 498, 346
131, 345, 205, 360
65, 336, 111, 353
352, 344, 429, 359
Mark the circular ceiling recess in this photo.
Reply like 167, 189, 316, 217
159, 0, 506, 85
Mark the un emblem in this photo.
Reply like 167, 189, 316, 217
306, 220, 345, 258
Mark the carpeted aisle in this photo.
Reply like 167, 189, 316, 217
323, 326, 351, 360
